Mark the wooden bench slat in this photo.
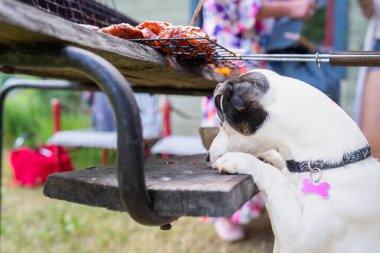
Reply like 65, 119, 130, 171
43, 155, 257, 217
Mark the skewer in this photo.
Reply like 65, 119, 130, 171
129, 36, 380, 67
214, 52, 380, 67
190, 0, 205, 26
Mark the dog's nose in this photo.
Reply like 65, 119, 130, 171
205, 152, 210, 162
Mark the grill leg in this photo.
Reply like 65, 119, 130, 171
0, 46, 176, 229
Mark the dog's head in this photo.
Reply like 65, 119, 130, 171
213, 70, 269, 136
209, 69, 274, 163
209, 69, 368, 163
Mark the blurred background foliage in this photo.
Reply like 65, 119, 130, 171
1, 75, 113, 168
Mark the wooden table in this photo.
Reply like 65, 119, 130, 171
0, 0, 256, 229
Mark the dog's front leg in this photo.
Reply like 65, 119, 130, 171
213, 152, 304, 248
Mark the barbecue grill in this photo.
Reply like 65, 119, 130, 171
15, 0, 251, 69
17, 0, 380, 69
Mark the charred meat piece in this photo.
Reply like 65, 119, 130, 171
136, 21, 172, 39
158, 25, 209, 39
98, 22, 215, 60
158, 26, 214, 59
99, 23, 144, 39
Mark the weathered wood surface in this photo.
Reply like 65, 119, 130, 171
0, 0, 222, 91
43, 155, 257, 217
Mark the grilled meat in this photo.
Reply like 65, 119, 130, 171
99, 23, 144, 39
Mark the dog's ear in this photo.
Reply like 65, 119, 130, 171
237, 71, 270, 95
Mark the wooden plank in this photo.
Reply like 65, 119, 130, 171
43, 155, 257, 217
0, 0, 223, 90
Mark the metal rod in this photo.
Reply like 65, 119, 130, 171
128, 38, 380, 66
216, 57, 328, 62
0, 46, 177, 227
215, 52, 380, 64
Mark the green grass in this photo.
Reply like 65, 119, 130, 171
1, 163, 274, 253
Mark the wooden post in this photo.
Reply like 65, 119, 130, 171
51, 98, 61, 133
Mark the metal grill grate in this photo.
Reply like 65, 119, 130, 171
20, 0, 137, 27
128, 38, 255, 69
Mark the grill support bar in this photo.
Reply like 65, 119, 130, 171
0, 45, 177, 228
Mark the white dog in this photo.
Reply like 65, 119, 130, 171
210, 69, 380, 253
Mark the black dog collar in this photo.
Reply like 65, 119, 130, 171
286, 145, 372, 173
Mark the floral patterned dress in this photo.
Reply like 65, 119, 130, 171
202, 0, 274, 56
201, 0, 274, 224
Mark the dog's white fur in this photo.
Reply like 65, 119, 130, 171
210, 69, 380, 253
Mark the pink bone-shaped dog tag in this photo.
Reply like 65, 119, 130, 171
301, 178, 330, 198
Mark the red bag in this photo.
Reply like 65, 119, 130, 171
8, 145, 73, 187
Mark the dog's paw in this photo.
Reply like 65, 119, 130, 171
212, 152, 255, 175
256, 149, 286, 170
212, 153, 237, 174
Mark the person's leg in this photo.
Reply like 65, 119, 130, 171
360, 70, 380, 159
213, 217, 245, 242
213, 194, 264, 242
